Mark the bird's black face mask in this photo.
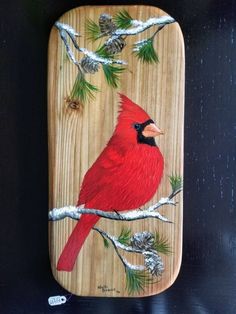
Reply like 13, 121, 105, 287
133, 119, 157, 147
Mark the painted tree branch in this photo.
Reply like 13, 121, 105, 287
48, 188, 182, 222
93, 226, 146, 271
48, 205, 170, 222
49, 173, 181, 294
54, 12, 176, 104
93, 227, 165, 294
55, 21, 127, 67
93, 227, 165, 280
55, 22, 81, 69
94, 227, 144, 254
113, 15, 175, 36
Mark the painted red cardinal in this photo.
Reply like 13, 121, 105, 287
57, 94, 164, 271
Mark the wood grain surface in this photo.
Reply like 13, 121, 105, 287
48, 5, 184, 297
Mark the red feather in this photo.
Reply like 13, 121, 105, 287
57, 94, 164, 271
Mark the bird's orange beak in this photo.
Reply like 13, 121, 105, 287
142, 123, 164, 137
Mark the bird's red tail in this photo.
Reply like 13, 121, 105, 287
57, 214, 100, 271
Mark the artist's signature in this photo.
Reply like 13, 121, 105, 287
97, 285, 120, 294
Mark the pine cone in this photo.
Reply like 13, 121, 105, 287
144, 251, 164, 276
131, 231, 155, 250
80, 56, 99, 74
99, 13, 117, 34
104, 36, 126, 54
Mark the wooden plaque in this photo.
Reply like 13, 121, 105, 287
48, 5, 184, 297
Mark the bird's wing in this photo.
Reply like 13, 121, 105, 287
78, 144, 163, 211
78, 144, 125, 205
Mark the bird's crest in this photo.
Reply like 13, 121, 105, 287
118, 93, 151, 123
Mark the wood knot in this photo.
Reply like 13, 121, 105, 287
65, 98, 82, 110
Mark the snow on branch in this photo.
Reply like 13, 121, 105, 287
48, 205, 171, 222
48, 188, 182, 223
93, 227, 166, 288
54, 12, 176, 104
114, 16, 175, 36
50, 174, 181, 294
55, 21, 127, 67
93, 226, 146, 271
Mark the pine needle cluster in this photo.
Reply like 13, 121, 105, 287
102, 227, 171, 294
70, 73, 99, 104
133, 38, 159, 64
169, 174, 183, 193
125, 268, 153, 295
114, 10, 133, 29
66, 9, 170, 104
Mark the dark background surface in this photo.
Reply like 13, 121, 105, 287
1, 0, 236, 313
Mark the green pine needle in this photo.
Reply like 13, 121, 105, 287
96, 45, 115, 59
85, 18, 101, 42
169, 174, 183, 193
133, 38, 159, 64
114, 10, 133, 29
63, 49, 70, 63
153, 233, 172, 255
125, 268, 153, 295
102, 64, 125, 88
118, 227, 131, 246
70, 73, 99, 104
103, 237, 110, 248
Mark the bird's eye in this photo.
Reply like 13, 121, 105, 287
133, 123, 141, 131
